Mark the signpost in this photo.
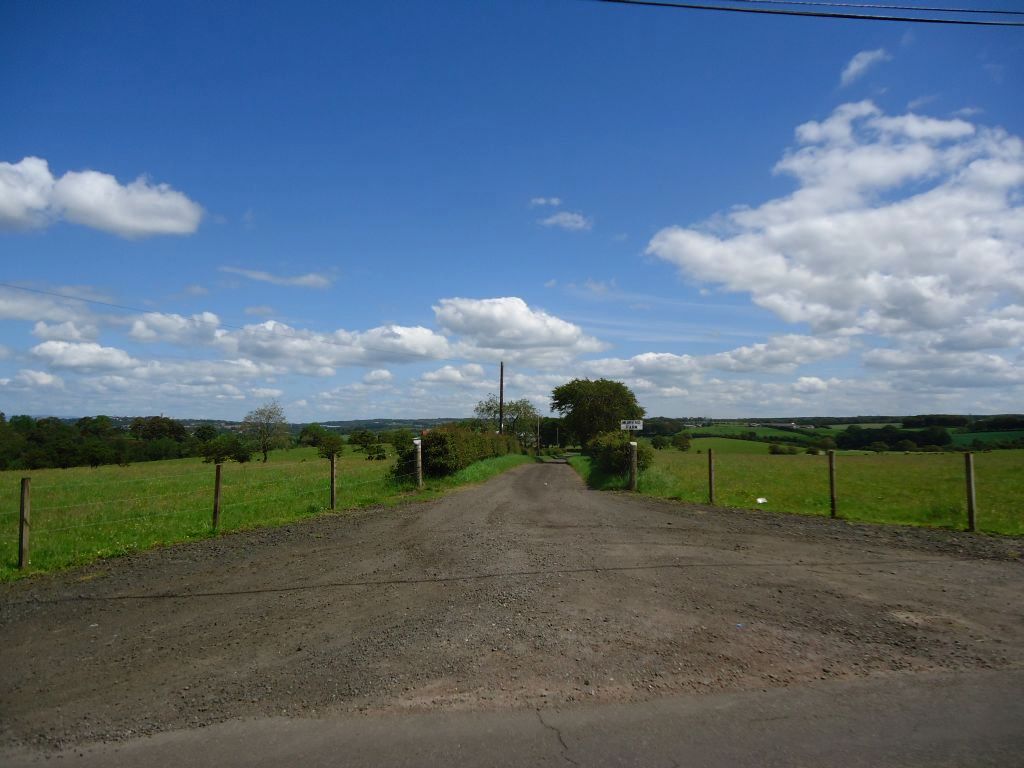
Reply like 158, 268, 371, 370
620, 420, 644, 431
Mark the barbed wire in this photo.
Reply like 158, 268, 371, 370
21, 469, 213, 492
35, 507, 209, 534
31, 486, 211, 514
219, 485, 326, 510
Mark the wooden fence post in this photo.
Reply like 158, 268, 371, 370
330, 453, 337, 510
964, 452, 976, 532
18, 477, 30, 569
212, 463, 222, 531
828, 450, 837, 519
628, 441, 638, 492
414, 438, 423, 489
708, 449, 715, 505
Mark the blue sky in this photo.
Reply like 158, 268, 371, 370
1, 0, 1022, 421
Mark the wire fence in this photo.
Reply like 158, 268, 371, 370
632, 448, 1023, 535
3, 455, 426, 574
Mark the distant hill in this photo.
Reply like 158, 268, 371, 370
315, 418, 463, 433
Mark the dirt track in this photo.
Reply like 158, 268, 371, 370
2, 461, 1022, 750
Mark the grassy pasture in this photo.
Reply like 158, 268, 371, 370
687, 437, 772, 454
0, 447, 534, 581
573, 448, 1023, 536
952, 430, 1024, 447
693, 424, 822, 443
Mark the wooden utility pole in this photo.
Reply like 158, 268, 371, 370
330, 453, 337, 510
707, 449, 716, 505
628, 442, 638, 492
414, 438, 424, 489
828, 450, 837, 519
18, 477, 30, 569
965, 452, 976, 532
212, 463, 222, 531
498, 361, 505, 435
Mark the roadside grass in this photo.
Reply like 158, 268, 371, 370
0, 448, 534, 581
572, 449, 1023, 536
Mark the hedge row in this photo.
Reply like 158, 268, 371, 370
586, 430, 653, 475
391, 426, 521, 481
422, 427, 520, 477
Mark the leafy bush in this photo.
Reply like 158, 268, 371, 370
317, 433, 345, 459
671, 432, 692, 451
420, 427, 519, 477
651, 435, 670, 450
586, 430, 653, 475
768, 443, 800, 455
388, 426, 523, 481
201, 434, 254, 464
365, 444, 387, 461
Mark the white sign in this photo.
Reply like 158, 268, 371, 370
620, 420, 644, 431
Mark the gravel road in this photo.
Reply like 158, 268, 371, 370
2, 461, 1022, 751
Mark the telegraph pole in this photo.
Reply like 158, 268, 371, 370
499, 361, 505, 435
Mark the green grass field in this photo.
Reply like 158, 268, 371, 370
687, 437, 772, 454
572, 448, 1023, 536
952, 430, 1024, 447
0, 447, 534, 581
691, 424, 824, 443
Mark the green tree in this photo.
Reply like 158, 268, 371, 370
299, 423, 330, 447
242, 400, 290, 462
381, 428, 415, 453
475, 394, 540, 446
348, 429, 376, 452
317, 433, 346, 460
202, 434, 254, 464
651, 435, 670, 450
550, 378, 644, 447
193, 424, 219, 443
671, 432, 692, 452
587, 430, 653, 475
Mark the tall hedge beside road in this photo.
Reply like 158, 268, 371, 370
421, 427, 519, 477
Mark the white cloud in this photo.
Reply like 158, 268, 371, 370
648, 102, 1024, 340
3, 369, 64, 389
32, 320, 98, 342
250, 387, 283, 398
0, 286, 95, 325
792, 376, 829, 394
53, 170, 203, 237
129, 311, 223, 344
539, 211, 592, 231
0, 157, 54, 229
434, 297, 606, 365
30, 340, 138, 371
840, 49, 891, 87
421, 363, 487, 386
646, 102, 1024, 409
0, 157, 203, 237
219, 266, 333, 288
218, 320, 451, 373
530, 196, 562, 207
363, 368, 393, 385
708, 335, 850, 372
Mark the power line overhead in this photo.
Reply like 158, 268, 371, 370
586, 0, 1024, 26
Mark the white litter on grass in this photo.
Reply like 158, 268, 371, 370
756, 497, 768, 504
